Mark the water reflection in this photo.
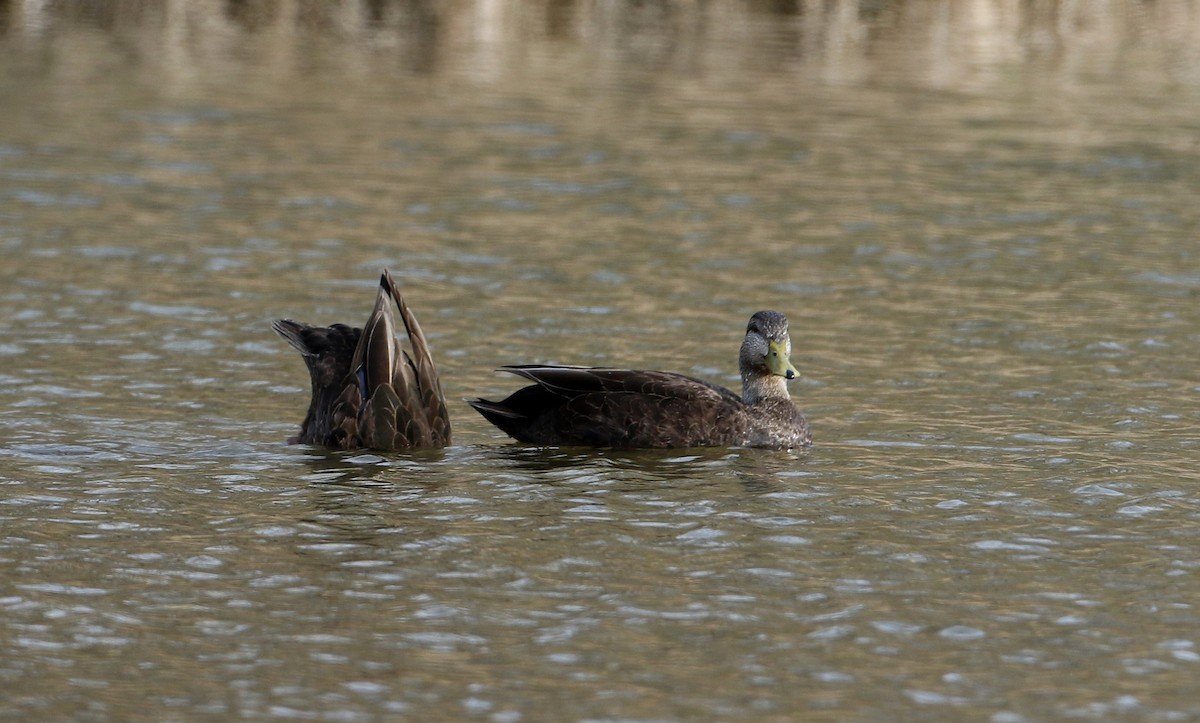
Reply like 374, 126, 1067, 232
4, 1, 1200, 721
5, 0, 1200, 95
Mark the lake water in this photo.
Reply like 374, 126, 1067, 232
2, 1, 1200, 720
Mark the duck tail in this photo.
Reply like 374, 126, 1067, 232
466, 398, 525, 423
272, 319, 315, 356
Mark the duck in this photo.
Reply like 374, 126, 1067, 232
468, 310, 810, 449
273, 270, 450, 450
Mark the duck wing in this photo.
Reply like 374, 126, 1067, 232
468, 365, 750, 448
358, 270, 451, 449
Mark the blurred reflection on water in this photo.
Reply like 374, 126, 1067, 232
2, 1, 1200, 721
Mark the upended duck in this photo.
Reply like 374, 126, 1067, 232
273, 270, 450, 451
468, 310, 811, 449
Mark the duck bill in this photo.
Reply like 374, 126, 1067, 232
766, 339, 798, 380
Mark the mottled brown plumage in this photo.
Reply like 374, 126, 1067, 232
468, 311, 810, 450
273, 270, 450, 451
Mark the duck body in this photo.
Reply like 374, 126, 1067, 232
273, 270, 450, 451
468, 311, 811, 450
468, 365, 810, 449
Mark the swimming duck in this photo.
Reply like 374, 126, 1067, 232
468, 310, 810, 449
273, 270, 450, 450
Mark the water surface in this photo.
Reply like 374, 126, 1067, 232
2, 2, 1200, 720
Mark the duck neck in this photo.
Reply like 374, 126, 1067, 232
741, 370, 790, 405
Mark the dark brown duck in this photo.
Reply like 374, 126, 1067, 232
468, 310, 810, 450
273, 270, 450, 451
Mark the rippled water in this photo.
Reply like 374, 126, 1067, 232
2, 2, 1200, 720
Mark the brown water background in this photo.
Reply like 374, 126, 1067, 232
2, 1, 1200, 720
